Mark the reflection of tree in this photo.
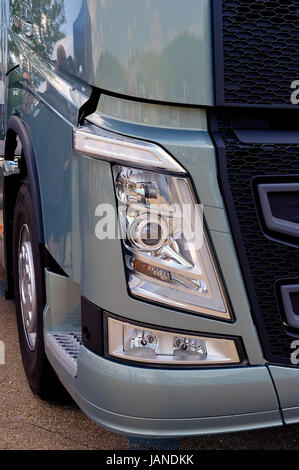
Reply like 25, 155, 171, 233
156, 33, 203, 101
96, 52, 125, 91
128, 33, 203, 101
95, 32, 202, 102
10, 0, 65, 56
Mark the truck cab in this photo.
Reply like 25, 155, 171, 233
0, 0, 299, 437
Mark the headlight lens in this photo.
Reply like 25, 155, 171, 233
106, 315, 243, 366
113, 165, 232, 320
74, 124, 232, 320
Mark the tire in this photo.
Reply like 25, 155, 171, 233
12, 178, 65, 400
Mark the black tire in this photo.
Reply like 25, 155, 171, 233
12, 178, 65, 400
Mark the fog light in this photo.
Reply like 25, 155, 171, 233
125, 329, 159, 359
106, 315, 243, 366
173, 337, 207, 360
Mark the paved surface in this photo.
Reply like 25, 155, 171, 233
0, 139, 22, 157
1, 270, 299, 450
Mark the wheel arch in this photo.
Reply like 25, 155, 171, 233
4, 115, 44, 298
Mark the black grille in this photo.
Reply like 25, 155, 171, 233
216, 0, 299, 107
212, 111, 299, 365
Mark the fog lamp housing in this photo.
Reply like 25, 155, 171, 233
105, 314, 244, 367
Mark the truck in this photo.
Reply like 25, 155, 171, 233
0, 0, 298, 438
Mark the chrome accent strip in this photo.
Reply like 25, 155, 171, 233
73, 125, 186, 174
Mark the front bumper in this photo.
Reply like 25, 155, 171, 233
71, 345, 281, 437
75, 396, 281, 438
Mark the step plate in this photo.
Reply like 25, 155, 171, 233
45, 332, 82, 377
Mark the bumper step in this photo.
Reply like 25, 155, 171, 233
45, 332, 82, 377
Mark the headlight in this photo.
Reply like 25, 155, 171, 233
106, 315, 243, 366
74, 125, 232, 320
113, 166, 232, 320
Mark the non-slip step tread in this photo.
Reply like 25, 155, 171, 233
45, 332, 82, 377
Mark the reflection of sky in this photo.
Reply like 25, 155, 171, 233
63, 0, 83, 37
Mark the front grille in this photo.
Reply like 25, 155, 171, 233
211, 111, 299, 365
215, 0, 299, 107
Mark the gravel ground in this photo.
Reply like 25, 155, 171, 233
1, 271, 299, 450
0, 282, 129, 450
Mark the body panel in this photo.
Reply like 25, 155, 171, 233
45, 335, 282, 438
269, 366, 299, 424
74, 404, 282, 438
76, 348, 278, 419
45, 341, 283, 438
7, 27, 90, 280
10, 0, 214, 106
80, 107, 264, 365
4, 0, 299, 439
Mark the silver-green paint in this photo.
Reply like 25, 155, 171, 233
6, 25, 90, 281
98, 95, 209, 130
46, 345, 283, 438
76, 347, 281, 436
76, 350, 279, 419
19, 0, 214, 106
84, 108, 263, 366
43, 269, 81, 333
5, 0, 299, 437
43, 271, 282, 437
268, 366, 299, 425
79, 405, 282, 438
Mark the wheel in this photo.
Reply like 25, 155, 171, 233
12, 178, 65, 400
